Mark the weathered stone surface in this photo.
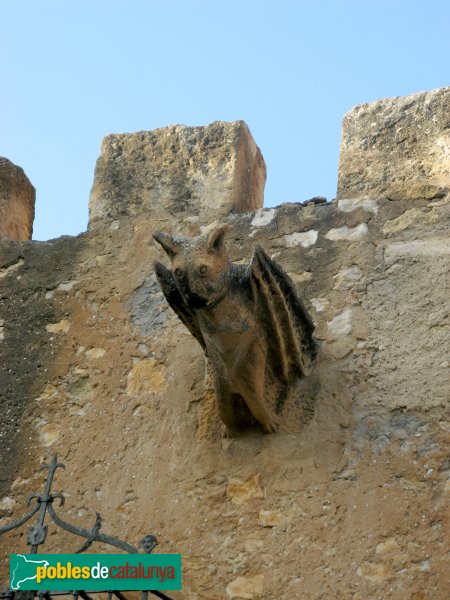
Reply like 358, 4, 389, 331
46, 319, 71, 334
375, 537, 401, 556
251, 208, 276, 228
327, 308, 353, 338
0, 496, 16, 518
89, 121, 266, 228
0, 234, 84, 498
0, 158, 35, 241
85, 347, 106, 360
39, 423, 61, 447
258, 509, 287, 527
2, 95, 450, 598
226, 574, 264, 599
338, 86, 450, 200
357, 562, 392, 582
325, 223, 368, 241
279, 229, 318, 247
384, 237, 450, 265
333, 265, 364, 290
126, 358, 167, 394
338, 197, 378, 214
383, 208, 421, 235
2, 191, 448, 598
226, 474, 264, 505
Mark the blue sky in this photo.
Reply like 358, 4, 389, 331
2, 1, 450, 240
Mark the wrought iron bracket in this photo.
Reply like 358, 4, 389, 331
0, 456, 172, 600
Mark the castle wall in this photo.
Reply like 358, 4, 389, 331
1, 91, 449, 599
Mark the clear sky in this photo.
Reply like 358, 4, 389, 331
2, 1, 450, 240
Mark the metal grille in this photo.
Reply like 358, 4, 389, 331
0, 456, 174, 600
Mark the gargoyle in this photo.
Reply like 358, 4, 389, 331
153, 225, 317, 435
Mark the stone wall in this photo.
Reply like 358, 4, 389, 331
1, 90, 449, 599
88, 121, 266, 229
338, 86, 450, 201
0, 158, 35, 241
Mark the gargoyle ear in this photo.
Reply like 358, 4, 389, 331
153, 231, 181, 260
207, 224, 229, 255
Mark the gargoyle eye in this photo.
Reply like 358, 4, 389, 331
199, 265, 208, 275
175, 268, 184, 278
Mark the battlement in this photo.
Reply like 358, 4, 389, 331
1, 88, 449, 599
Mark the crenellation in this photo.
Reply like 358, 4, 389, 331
0, 157, 35, 241
1, 87, 450, 599
338, 86, 450, 200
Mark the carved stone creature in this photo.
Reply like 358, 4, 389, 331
153, 225, 317, 435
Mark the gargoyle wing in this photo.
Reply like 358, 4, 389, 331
154, 262, 207, 352
250, 246, 317, 382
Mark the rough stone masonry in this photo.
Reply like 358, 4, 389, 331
1, 90, 450, 599
0, 157, 35, 241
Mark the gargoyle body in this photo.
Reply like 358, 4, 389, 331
153, 225, 317, 435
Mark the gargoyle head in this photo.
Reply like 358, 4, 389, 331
153, 225, 230, 309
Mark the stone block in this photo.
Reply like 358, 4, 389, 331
226, 574, 264, 598
226, 473, 263, 505
0, 157, 35, 241
89, 121, 266, 227
338, 86, 450, 200
126, 358, 167, 394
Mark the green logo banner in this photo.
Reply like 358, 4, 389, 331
10, 554, 181, 591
